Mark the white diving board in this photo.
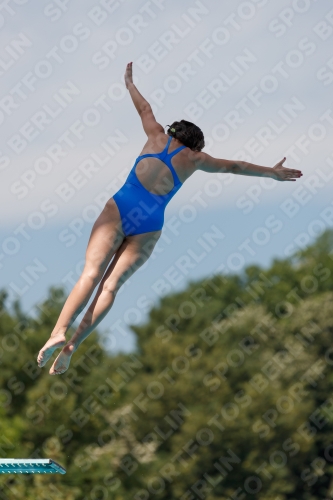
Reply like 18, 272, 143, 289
0, 459, 66, 474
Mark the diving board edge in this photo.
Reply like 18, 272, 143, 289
0, 459, 66, 474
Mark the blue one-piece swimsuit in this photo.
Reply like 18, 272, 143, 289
113, 136, 186, 236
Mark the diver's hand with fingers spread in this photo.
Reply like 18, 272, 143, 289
272, 157, 303, 181
124, 61, 133, 89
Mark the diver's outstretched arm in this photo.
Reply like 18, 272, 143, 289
124, 62, 164, 137
191, 151, 303, 181
124, 62, 150, 114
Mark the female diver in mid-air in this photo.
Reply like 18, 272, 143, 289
37, 62, 303, 375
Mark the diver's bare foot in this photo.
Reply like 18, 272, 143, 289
37, 333, 66, 367
49, 343, 76, 375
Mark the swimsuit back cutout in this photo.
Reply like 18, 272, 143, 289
125, 136, 186, 199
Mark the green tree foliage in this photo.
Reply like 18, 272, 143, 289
1, 229, 333, 499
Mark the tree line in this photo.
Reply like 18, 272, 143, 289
1, 229, 333, 499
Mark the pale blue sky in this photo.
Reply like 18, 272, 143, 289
1, 0, 333, 353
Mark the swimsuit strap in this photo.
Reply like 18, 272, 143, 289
161, 136, 186, 185
136, 137, 186, 161
132, 136, 186, 188
134, 138, 174, 164
161, 135, 172, 154
165, 135, 187, 158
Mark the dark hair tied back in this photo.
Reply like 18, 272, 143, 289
166, 120, 205, 152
